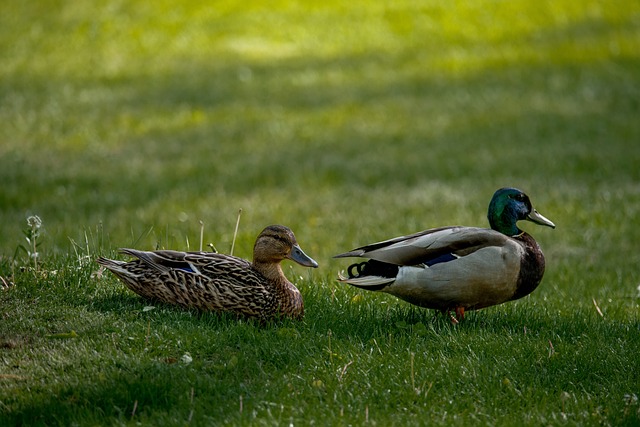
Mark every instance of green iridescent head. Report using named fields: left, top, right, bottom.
left=488, top=188, right=555, bottom=236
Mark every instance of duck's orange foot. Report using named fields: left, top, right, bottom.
left=446, top=307, right=465, bottom=324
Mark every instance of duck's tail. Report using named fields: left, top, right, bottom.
left=337, top=272, right=395, bottom=290
left=96, top=256, right=125, bottom=271
left=337, top=259, right=398, bottom=291
left=95, top=256, right=142, bottom=280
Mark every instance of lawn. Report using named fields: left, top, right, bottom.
left=1, top=0, right=639, bottom=425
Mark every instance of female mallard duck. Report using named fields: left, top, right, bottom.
left=335, top=188, right=555, bottom=322
left=96, top=225, right=318, bottom=320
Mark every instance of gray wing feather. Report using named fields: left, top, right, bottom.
left=335, top=227, right=510, bottom=266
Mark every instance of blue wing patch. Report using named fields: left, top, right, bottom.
left=425, top=253, right=459, bottom=267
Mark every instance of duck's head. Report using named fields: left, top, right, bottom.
left=488, top=188, right=555, bottom=236
left=253, top=225, right=319, bottom=268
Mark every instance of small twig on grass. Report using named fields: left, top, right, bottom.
left=410, top=352, right=415, bottom=392
left=145, top=320, right=151, bottom=346
left=188, top=387, right=195, bottom=424
left=372, top=338, right=382, bottom=356
left=230, top=209, right=242, bottom=256
left=0, top=374, right=27, bottom=380
left=199, top=221, right=204, bottom=252
left=560, top=391, right=571, bottom=414
left=548, top=340, right=555, bottom=358
left=339, top=361, right=353, bottom=382
left=592, top=297, right=604, bottom=318
left=131, top=400, right=138, bottom=420
left=0, top=275, right=12, bottom=290
left=424, top=381, right=433, bottom=399
left=239, top=395, right=243, bottom=413
left=84, top=229, right=90, bottom=258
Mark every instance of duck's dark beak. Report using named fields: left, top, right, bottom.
left=289, top=244, right=319, bottom=268
left=527, top=209, right=556, bottom=229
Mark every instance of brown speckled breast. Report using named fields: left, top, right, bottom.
left=510, top=232, right=546, bottom=301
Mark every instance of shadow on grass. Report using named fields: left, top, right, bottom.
left=2, top=359, right=239, bottom=426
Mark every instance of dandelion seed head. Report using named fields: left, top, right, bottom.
left=27, top=215, right=42, bottom=230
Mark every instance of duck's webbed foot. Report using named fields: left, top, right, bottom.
left=445, top=306, right=465, bottom=324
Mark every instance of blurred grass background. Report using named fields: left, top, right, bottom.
left=1, top=0, right=639, bottom=424
left=2, top=0, right=638, bottom=262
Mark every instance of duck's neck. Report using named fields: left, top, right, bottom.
left=489, top=216, right=520, bottom=237
left=253, top=261, right=304, bottom=318
left=253, top=262, right=288, bottom=285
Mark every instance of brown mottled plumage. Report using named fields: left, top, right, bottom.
left=96, top=225, right=318, bottom=320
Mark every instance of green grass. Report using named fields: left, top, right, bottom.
left=1, top=0, right=639, bottom=425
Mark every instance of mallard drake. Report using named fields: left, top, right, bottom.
left=96, top=225, right=318, bottom=320
left=335, top=188, right=555, bottom=322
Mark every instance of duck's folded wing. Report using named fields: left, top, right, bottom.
left=118, top=249, right=250, bottom=275
left=183, top=252, right=253, bottom=277
left=117, top=249, right=187, bottom=273
left=334, top=227, right=510, bottom=266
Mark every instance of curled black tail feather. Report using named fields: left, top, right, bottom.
left=347, top=262, right=368, bottom=278
left=346, top=259, right=399, bottom=279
